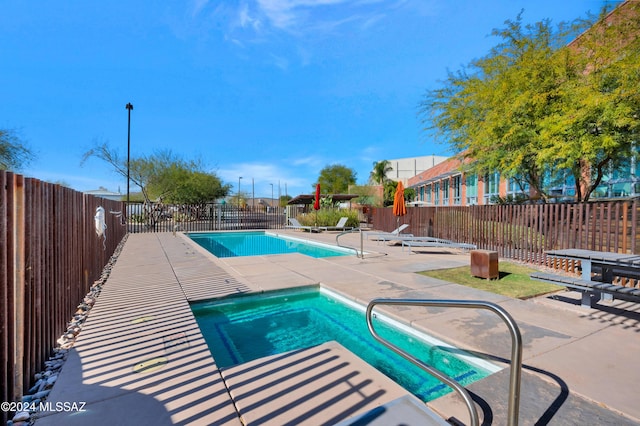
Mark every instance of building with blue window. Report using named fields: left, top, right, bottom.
left=407, top=150, right=639, bottom=206
left=408, top=1, right=639, bottom=205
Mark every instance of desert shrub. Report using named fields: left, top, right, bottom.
left=296, top=208, right=360, bottom=228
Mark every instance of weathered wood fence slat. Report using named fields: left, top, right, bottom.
left=372, top=200, right=639, bottom=266
left=1, top=171, right=126, bottom=423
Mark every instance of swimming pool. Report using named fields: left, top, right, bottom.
left=191, top=287, right=499, bottom=402
left=188, top=231, right=352, bottom=258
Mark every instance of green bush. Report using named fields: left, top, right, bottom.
left=173, top=212, right=191, bottom=222
left=296, top=208, right=360, bottom=228
left=130, top=214, right=147, bottom=224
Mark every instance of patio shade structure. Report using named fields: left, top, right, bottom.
left=393, top=181, right=407, bottom=229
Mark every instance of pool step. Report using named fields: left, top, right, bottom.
left=334, top=395, right=450, bottom=426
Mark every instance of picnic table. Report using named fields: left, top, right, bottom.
left=546, top=249, right=640, bottom=282
left=531, top=249, right=640, bottom=308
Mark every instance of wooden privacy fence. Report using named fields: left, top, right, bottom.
left=372, top=200, right=640, bottom=265
left=1, top=171, right=127, bottom=421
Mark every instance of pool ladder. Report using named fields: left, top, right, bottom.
left=366, top=299, right=523, bottom=426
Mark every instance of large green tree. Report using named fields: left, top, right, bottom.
left=141, top=150, right=230, bottom=204
left=0, top=129, right=35, bottom=171
left=82, top=142, right=230, bottom=204
left=420, top=6, right=639, bottom=202
left=421, top=15, right=580, bottom=201
left=316, top=164, right=357, bottom=194
left=382, top=181, right=415, bottom=207
left=538, top=3, right=640, bottom=201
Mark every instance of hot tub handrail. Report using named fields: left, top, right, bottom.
left=366, top=299, right=522, bottom=426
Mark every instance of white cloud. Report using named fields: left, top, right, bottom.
left=359, top=13, right=384, bottom=30
left=269, top=53, right=289, bottom=70
left=257, top=0, right=348, bottom=30
left=238, top=2, right=263, bottom=31
left=241, top=0, right=390, bottom=35
left=390, top=0, right=440, bottom=17
left=360, top=145, right=382, bottom=161
left=215, top=0, right=395, bottom=70
left=290, top=155, right=323, bottom=168
left=190, top=0, right=210, bottom=18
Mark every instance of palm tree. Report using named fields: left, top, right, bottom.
left=370, top=160, right=392, bottom=185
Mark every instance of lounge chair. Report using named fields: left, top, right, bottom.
left=398, top=236, right=477, bottom=253
left=363, top=224, right=412, bottom=241
left=285, top=218, right=320, bottom=232
left=319, top=217, right=353, bottom=232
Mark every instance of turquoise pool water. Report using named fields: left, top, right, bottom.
left=188, top=231, right=351, bottom=258
left=191, top=287, right=498, bottom=402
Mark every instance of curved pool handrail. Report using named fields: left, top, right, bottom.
left=335, top=228, right=364, bottom=258
left=366, top=299, right=522, bottom=426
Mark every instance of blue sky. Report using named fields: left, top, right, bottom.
left=1, top=0, right=613, bottom=199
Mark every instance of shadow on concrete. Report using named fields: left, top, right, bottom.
left=545, top=293, right=640, bottom=329
left=34, top=338, right=242, bottom=425
left=221, top=342, right=408, bottom=426
left=34, top=281, right=242, bottom=425
left=440, top=351, right=638, bottom=426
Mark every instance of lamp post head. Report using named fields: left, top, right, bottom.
left=126, top=103, right=133, bottom=111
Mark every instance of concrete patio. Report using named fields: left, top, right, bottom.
left=33, top=230, right=640, bottom=425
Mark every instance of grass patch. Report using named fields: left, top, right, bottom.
left=417, top=261, right=563, bottom=299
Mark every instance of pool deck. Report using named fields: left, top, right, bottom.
left=34, top=230, right=640, bottom=425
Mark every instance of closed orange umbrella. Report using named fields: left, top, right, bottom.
left=393, top=181, right=407, bottom=217
left=392, top=181, right=407, bottom=232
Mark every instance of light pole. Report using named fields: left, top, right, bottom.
left=238, top=176, right=243, bottom=229
left=270, top=183, right=274, bottom=209
left=125, top=103, right=133, bottom=204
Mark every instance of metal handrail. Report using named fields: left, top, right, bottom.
left=366, top=299, right=522, bottom=426
left=335, top=228, right=364, bottom=258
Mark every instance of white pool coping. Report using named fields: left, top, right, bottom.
left=192, top=285, right=501, bottom=381
left=320, top=287, right=501, bottom=374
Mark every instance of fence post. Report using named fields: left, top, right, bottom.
left=12, top=174, right=25, bottom=402
left=622, top=201, right=628, bottom=253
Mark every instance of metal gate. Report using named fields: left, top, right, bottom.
left=126, top=202, right=288, bottom=233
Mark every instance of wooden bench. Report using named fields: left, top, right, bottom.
left=530, top=271, right=640, bottom=308
left=590, top=264, right=640, bottom=282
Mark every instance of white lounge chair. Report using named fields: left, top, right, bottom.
left=285, top=218, right=320, bottom=232
left=364, top=224, right=412, bottom=241
left=319, top=217, right=353, bottom=232
left=398, top=236, right=477, bottom=253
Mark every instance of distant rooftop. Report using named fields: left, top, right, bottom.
left=84, top=188, right=122, bottom=201
left=383, top=155, right=448, bottom=183
left=287, top=194, right=359, bottom=205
